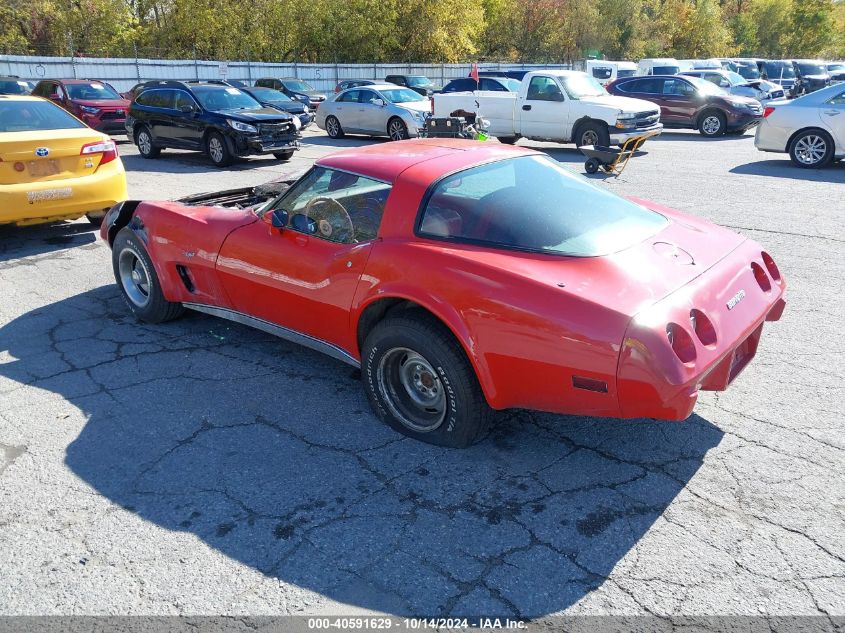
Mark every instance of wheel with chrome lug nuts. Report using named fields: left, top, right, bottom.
left=207, top=131, right=233, bottom=167
left=136, top=127, right=161, bottom=159
left=387, top=117, right=409, bottom=141
left=362, top=313, right=492, bottom=448
left=789, top=130, right=834, bottom=168
left=698, top=111, right=726, bottom=137
left=112, top=228, right=184, bottom=323
left=325, top=116, right=344, bottom=139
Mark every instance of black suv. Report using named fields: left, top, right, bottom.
left=383, top=75, right=441, bottom=96
left=792, top=60, right=831, bottom=96
left=253, top=78, right=326, bottom=109
left=126, top=81, right=300, bottom=167
left=0, top=76, right=35, bottom=95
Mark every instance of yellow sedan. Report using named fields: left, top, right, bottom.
left=0, top=95, right=127, bottom=226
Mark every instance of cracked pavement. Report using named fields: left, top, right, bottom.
left=0, top=129, right=843, bottom=619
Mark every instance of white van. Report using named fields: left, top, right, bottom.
left=585, top=60, right=637, bottom=85
left=637, top=58, right=681, bottom=76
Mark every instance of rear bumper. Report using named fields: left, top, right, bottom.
left=0, top=160, right=127, bottom=225
left=617, top=239, right=786, bottom=420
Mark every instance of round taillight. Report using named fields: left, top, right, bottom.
left=14, top=162, right=25, bottom=172
left=761, top=252, right=781, bottom=282
left=751, top=262, right=771, bottom=292
left=690, top=309, right=717, bottom=347
left=666, top=323, right=697, bottom=364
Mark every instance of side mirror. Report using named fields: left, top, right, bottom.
left=372, top=98, right=385, bottom=107
left=720, top=80, right=730, bottom=88
left=49, top=93, right=61, bottom=101
left=179, top=104, right=195, bottom=113
left=262, top=209, right=288, bottom=232
left=553, top=91, right=565, bottom=102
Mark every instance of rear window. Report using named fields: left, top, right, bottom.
left=653, top=65, right=680, bottom=75
left=417, top=156, right=667, bottom=257
left=0, top=100, right=86, bottom=132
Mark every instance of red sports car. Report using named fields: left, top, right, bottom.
left=100, top=140, right=785, bottom=447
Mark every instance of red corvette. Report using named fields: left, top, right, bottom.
left=100, top=140, right=785, bottom=447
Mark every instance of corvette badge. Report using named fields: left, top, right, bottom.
left=726, top=289, right=746, bottom=310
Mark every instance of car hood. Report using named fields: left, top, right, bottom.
left=581, top=94, right=659, bottom=114
left=220, top=107, right=293, bottom=122
left=269, top=102, right=306, bottom=113
left=72, top=98, right=131, bottom=109
left=295, top=90, right=325, bottom=99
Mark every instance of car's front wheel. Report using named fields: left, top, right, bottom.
left=698, top=111, right=726, bottom=137
left=112, top=228, right=184, bottom=323
left=788, top=129, right=834, bottom=168
left=362, top=313, right=492, bottom=448
left=207, top=131, right=234, bottom=167
left=387, top=117, right=409, bottom=141
left=575, top=121, right=609, bottom=147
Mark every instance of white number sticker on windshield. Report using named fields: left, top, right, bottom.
left=225, top=88, right=241, bottom=95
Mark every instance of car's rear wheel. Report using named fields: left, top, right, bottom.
left=575, top=121, right=609, bottom=147
left=136, top=127, right=161, bottom=159
left=362, top=312, right=492, bottom=448
left=387, top=117, right=409, bottom=141
left=325, top=116, right=344, bottom=139
left=273, top=150, right=296, bottom=161
left=789, top=130, right=834, bottom=168
left=207, top=132, right=234, bottom=167
left=698, top=111, right=726, bottom=137
left=112, top=228, right=184, bottom=323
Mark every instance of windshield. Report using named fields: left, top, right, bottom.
left=380, top=88, right=426, bottom=103
left=66, top=82, right=122, bottom=100
left=735, top=64, right=760, bottom=79
left=686, top=76, right=727, bottom=95
left=282, top=80, right=314, bottom=92
left=654, top=65, right=680, bottom=75
left=192, top=86, right=262, bottom=111
left=0, top=79, right=30, bottom=94
left=0, top=100, right=86, bottom=132
left=563, top=74, right=606, bottom=98
left=797, top=63, right=826, bottom=75
left=725, top=71, right=747, bottom=85
left=418, top=155, right=667, bottom=257
left=828, top=63, right=845, bottom=71
left=764, top=62, right=795, bottom=79
left=406, top=76, right=434, bottom=88
left=249, top=87, right=293, bottom=103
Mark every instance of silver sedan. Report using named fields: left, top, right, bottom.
left=315, top=84, right=431, bottom=141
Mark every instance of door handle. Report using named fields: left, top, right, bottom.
left=522, top=105, right=531, bottom=111
left=824, top=110, right=841, bottom=116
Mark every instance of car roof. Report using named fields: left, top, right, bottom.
left=316, top=139, right=540, bottom=184
left=0, top=95, right=41, bottom=102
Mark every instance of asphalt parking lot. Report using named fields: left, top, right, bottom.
left=1, top=127, right=843, bottom=620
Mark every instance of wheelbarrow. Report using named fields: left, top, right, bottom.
left=580, top=130, right=660, bottom=176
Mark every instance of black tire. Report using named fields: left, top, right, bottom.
left=112, top=228, right=184, bottom=323
left=788, top=129, right=834, bottom=168
left=498, top=136, right=519, bottom=145
left=698, top=110, right=727, bottom=137
left=85, top=212, right=105, bottom=226
left=387, top=117, right=409, bottom=141
left=584, top=158, right=600, bottom=174
left=575, top=121, right=610, bottom=147
left=325, top=115, right=344, bottom=139
left=136, top=127, right=161, bottom=159
left=206, top=131, right=234, bottom=167
left=362, top=313, right=492, bottom=448
left=273, top=150, right=296, bottom=161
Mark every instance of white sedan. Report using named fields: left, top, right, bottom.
left=755, top=83, right=845, bottom=168
left=315, top=84, right=430, bottom=141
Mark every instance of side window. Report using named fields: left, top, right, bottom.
left=663, top=79, right=693, bottom=96
left=175, top=91, right=196, bottom=110
left=827, top=90, right=845, bottom=105
left=135, top=90, right=153, bottom=106
left=357, top=89, right=380, bottom=104
left=480, top=78, right=504, bottom=91
left=32, top=82, right=48, bottom=97
left=703, top=73, right=721, bottom=85
left=446, top=79, right=472, bottom=92
left=337, top=90, right=360, bottom=103
left=526, top=76, right=563, bottom=101
left=271, top=167, right=392, bottom=244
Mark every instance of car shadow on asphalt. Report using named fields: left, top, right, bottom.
left=302, top=135, right=388, bottom=148
left=731, top=159, right=845, bottom=183
left=120, top=152, right=295, bottom=174
left=0, top=286, right=724, bottom=618
left=0, top=222, right=97, bottom=263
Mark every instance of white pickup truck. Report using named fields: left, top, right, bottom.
left=432, top=70, right=663, bottom=147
